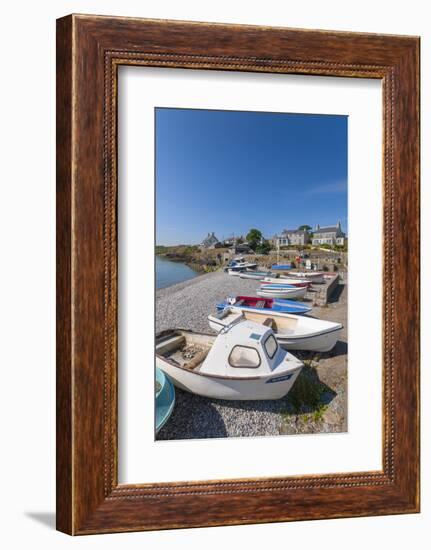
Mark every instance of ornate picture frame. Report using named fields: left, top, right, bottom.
left=56, top=14, right=420, bottom=534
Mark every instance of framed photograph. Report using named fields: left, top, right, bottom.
left=56, top=14, right=420, bottom=534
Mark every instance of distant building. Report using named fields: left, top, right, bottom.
left=200, top=232, right=219, bottom=249
left=312, top=221, right=345, bottom=246
left=223, top=235, right=246, bottom=247
left=274, top=228, right=311, bottom=247
left=234, top=244, right=253, bottom=254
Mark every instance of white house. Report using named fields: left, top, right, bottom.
left=312, top=221, right=345, bottom=246
left=273, top=228, right=311, bottom=247
left=200, top=232, right=219, bottom=249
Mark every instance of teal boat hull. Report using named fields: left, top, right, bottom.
left=156, top=367, right=175, bottom=433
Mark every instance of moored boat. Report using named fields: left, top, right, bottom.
left=258, top=284, right=307, bottom=300
left=224, top=257, right=257, bottom=272
left=261, top=277, right=310, bottom=287
left=285, top=271, right=325, bottom=283
left=208, top=307, right=342, bottom=352
left=271, top=263, right=292, bottom=270
left=155, top=367, right=176, bottom=433
left=156, top=321, right=303, bottom=400
left=216, top=295, right=312, bottom=315
left=239, top=270, right=273, bottom=280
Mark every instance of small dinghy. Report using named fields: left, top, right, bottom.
left=216, top=295, right=312, bottom=315
left=285, top=271, right=325, bottom=284
left=239, top=270, right=273, bottom=280
left=261, top=277, right=310, bottom=287
left=155, top=367, right=175, bottom=433
left=258, top=284, right=307, bottom=300
left=156, top=321, right=303, bottom=400
left=209, top=307, right=343, bottom=352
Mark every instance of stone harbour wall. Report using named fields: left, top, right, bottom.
left=311, top=273, right=340, bottom=306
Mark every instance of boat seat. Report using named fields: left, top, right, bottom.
left=156, top=334, right=186, bottom=355
left=255, top=300, right=266, bottom=309
left=185, top=349, right=209, bottom=370
left=262, top=317, right=275, bottom=328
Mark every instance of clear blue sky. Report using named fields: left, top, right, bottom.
left=155, top=108, right=347, bottom=245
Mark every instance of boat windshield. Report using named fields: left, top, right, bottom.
left=264, top=334, right=278, bottom=359
left=228, top=346, right=261, bottom=368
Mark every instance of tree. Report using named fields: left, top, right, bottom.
left=255, top=239, right=272, bottom=255
left=246, top=228, right=263, bottom=251
left=298, top=224, right=312, bottom=231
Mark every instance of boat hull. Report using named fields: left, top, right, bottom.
left=155, top=368, right=176, bottom=433
left=275, top=328, right=341, bottom=352
left=257, top=287, right=307, bottom=300
left=216, top=296, right=312, bottom=315
left=157, top=357, right=302, bottom=400
left=271, top=264, right=292, bottom=270
left=261, top=277, right=309, bottom=287
left=286, top=272, right=324, bottom=283
left=209, top=309, right=342, bottom=352
left=239, top=271, right=272, bottom=280
left=216, top=303, right=312, bottom=315
left=225, top=261, right=258, bottom=272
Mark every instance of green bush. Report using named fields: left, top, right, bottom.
left=255, top=240, right=272, bottom=255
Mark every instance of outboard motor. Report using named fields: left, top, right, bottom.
left=227, top=296, right=237, bottom=306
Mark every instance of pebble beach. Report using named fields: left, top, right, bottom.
left=156, top=270, right=348, bottom=440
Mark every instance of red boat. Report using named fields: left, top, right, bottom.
left=216, top=295, right=312, bottom=315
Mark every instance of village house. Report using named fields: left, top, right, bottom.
left=312, top=221, right=346, bottom=246
left=221, top=235, right=247, bottom=247
left=273, top=228, right=311, bottom=247
left=200, top=231, right=219, bottom=249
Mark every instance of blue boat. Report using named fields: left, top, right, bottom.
left=155, top=367, right=175, bottom=433
left=216, top=295, right=312, bottom=315
left=271, top=263, right=292, bottom=270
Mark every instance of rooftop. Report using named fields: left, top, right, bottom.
left=201, top=232, right=219, bottom=247
left=314, top=226, right=339, bottom=233
left=281, top=228, right=309, bottom=235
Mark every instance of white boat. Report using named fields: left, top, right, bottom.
left=225, top=257, right=258, bottom=272
left=261, top=277, right=309, bottom=287
left=239, top=270, right=272, bottom=280
left=208, top=307, right=343, bottom=352
left=257, top=284, right=307, bottom=300
left=156, top=321, right=303, bottom=400
left=227, top=268, right=242, bottom=276
left=285, top=271, right=325, bottom=284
